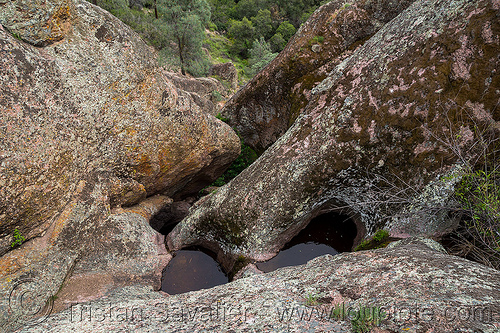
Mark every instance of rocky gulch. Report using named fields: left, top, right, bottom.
left=169, top=0, right=500, bottom=266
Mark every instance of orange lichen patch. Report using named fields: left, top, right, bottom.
left=122, top=207, right=150, bottom=219
left=0, top=254, right=22, bottom=276
left=135, top=153, right=155, bottom=176
left=158, top=148, right=175, bottom=174
left=44, top=3, right=73, bottom=44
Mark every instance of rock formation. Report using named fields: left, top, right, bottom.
left=169, top=0, right=500, bottom=268
left=209, top=62, right=238, bottom=90
left=221, top=0, right=417, bottom=154
left=17, top=238, right=500, bottom=332
left=0, top=0, right=239, bottom=330
left=163, top=71, right=230, bottom=116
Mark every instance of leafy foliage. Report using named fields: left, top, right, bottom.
left=450, top=163, right=500, bottom=267
left=92, top=0, right=325, bottom=80
left=228, top=17, right=256, bottom=58
left=11, top=228, right=25, bottom=248
left=157, top=0, right=211, bottom=75
left=304, top=292, right=320, bottom=306
left=211, top=131, right=258, bottom=187
left=354, top=229, right=390, bottom=251
left=248, top=37, right=278, bottom=74
left=350, top=306, right=385, bottom=333
left=276, top=21, right=296, bottom=42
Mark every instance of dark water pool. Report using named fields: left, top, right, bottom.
left=161, top=212, right=357, bottom=293
left=161, top=247, right=227, bottom=295
left=256, top=212, right=357, bottom=273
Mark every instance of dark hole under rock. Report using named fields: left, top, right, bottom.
left=160, top=212, right=357, bottom=294
left=255, top=212, right=357, bottom=273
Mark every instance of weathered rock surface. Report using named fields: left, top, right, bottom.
left=0, top=0, right=239, bottom=330
left=148, top=199, right=193, bottom=233
left=163, top=71, right=230, bottom=116
left=0, top=0, right=75, bottom=46
left=16, top=238, right=500, bottom=332
left=0, top=0, right=239, bottom=253
left=169, top=0, right=500, bottom=267
left=222, top=0, right=417, bottom=154
left=209, top=62, right=238, bottom=90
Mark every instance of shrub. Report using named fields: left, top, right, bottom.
left=210, top=134, right=258, bottom=187
left=350, top=306, right=384, bottom=333
left=248, top=37, right=277, bottom=75
left=448, top=154, right=500, bottom=268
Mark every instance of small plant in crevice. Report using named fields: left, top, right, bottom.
left=211, top=90, right=224, bottom=102
left=309, top=35, right=324, bottom=46
left=329, top=303, right=385, bottom=332
left=445, top=163, right=500, bottom=269
left=350, top=306, right=385, bottom=333
left=11, top=228, right=25, bottom=248
left=11, top=32, right=23, bottom=41
left=430, top=119, right=500, bottom=269
left=304, top=292, right=320, bottom=306
left=354, top=229, right=390, bottom=251
left=215, top=112, right=229, bottom=123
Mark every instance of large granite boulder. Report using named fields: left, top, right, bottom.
left=0, top=0, right=239, bottom=330
left=168, top=0, right=500, bottom=268
left=163, top=71, right=230, bottom=116
left=222, top=0, right=417, bottom=154
left=0, top=0, right=240, bottom=254
left=15, top=238, right=500, bottom=332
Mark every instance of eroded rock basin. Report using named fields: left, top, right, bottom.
left=256, top=212, right=357, bottom=272
left=162, top=212, right=357, bottom=293
left=161, top=247, right=227, bottom=295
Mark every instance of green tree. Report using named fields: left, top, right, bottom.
left=228, top=17, right=255, bottom=57
left=251, top=9, right=274, bottom=40
left=276, top=20, right=296, bottom=41
left=232, top=0, right=269, bottom=20
left=158, top=0, right=211, bottom=75
left=208, top=0, right=236, bottom=31
left=269, top=32, right=286, bottom=52
left=248, top=37, right=277, bottom=74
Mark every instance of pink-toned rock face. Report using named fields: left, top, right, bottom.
left=162, top=71, right=230, bottom=116
left=16, top=238, right=500, bottom=332
left=0, top=2, right=239, bottom=328
left=209, top=62, right=238, bottom=90
left=222, top=0, right=417, bottom=154
left=0, top=1, right=239, bottom=255
left=169, top=0, right=500, bottom=267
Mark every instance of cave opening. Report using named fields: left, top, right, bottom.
left=256, top=212, right=358, bottom=273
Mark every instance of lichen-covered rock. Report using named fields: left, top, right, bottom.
left=168, top=0, right=500, bottom=266
left=0, top=0, right=239, bottom=254
left=0, top=0, right=75, bottom=46
left=0, top=0, right=239, bottom=330
left=163, top=71, right=230, bottom=116
left=209, top=62, right=238, bottom=90
left=17, top=238, right=500, bottom=332
left=221, top=0, right=417, bottom=154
